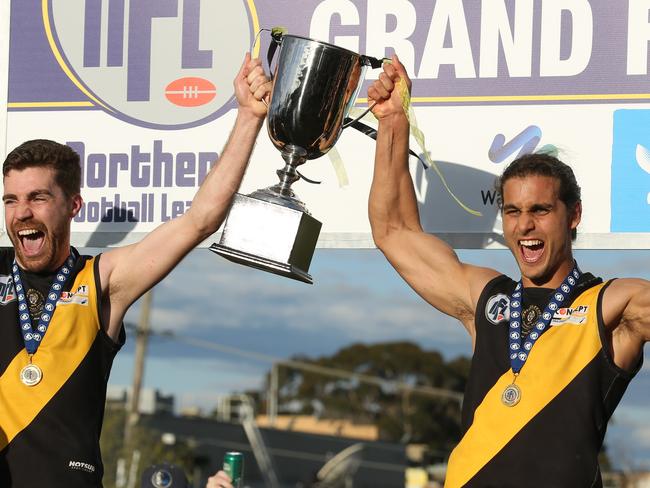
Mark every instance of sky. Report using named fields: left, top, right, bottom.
left=100, top=246, right=650, bottom=471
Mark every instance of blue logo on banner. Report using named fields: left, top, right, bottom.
left=45, top=0, right=257, bottom=129
left=611, top=110, right=650, bottom=231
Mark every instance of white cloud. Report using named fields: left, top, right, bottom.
left=123, top=251, right=470, bottom=355
left=633, top=427, right=650, bottom=448
left=110, top=354, right=267, bottom=412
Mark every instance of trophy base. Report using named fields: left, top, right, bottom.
left=209, top=244, right=314, bottom=284
left=210, top=193, right=322, bottom=284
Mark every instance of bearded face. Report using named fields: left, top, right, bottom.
left=3, top=167, right=81, bottom=272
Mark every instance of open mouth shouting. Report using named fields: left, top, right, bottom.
left=519, top=239, right=544, bottom=264
left=15, top=227, right=47, bottom=259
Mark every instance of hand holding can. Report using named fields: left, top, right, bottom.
left=222, top=452, right=243, bottom=487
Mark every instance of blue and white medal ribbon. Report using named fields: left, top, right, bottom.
left=12, top=254, right=75, bottom=386
left=502, top=263, right=581, bottom=407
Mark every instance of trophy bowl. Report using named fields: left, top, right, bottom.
left=210, top=33, right=381, bottom=283
left=267, top=35, right=369, bottom=160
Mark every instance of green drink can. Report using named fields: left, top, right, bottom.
left=223, top=451, right=244, bottom=487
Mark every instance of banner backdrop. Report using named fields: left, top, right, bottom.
left=2, top=0, right=650, bottom=249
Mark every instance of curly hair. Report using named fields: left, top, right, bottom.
left=3, top=139, right=81, bottom=198
left=496, top=152, right=581, bottom=239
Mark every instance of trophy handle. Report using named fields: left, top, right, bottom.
left=252, top=28, right=287, bottom=109
left=342, top=101, right=377, bottom=128
left=341, top=55, right=387, bottom=128
left=266, top=28, right=285, bottom=79
left=360, top=55, right=387, bottom=69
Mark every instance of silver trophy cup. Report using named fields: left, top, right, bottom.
left=210, top=34, right=381, bottom=283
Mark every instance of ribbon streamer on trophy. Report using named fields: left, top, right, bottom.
left=342, top=78, right=482, bottom=217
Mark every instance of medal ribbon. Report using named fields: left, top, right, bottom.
left=508, top=263, right=581, bottom=374
left=12, top=254, right=75, bottom=355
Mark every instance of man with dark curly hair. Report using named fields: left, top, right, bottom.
left=367, top=56, right=649, bottom=487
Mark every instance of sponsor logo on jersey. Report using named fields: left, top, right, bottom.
left=68, top=460, right=96, bottom=473
left=550, top=305, right=589, bottom=326
left=0, top=275, right=16, bottom=305
left=58, top=284, right=89, bottom=306
left=486, top=293, right=510, bottom=324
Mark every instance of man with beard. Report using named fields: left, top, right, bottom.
left=0, top=53, right=270, bottom=488
left=367, top=56, right=650, bottom=487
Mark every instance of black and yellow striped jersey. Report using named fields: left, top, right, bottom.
left=445, top=273, right=641, bottom=488
left=0, top=249, right=124, bottom=487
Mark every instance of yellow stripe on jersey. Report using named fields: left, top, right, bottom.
left=0, top=258, right=99, bottom=450
left=445, top=283, right=605, bottom=488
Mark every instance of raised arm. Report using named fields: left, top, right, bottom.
left=99, top=54, right=271, bottom=340
left=368, top=56, right=499, bottom=335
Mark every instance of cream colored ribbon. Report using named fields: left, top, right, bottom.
left=330, top=78, right=481, bottom=216
left=395, top=77, right=481, bottom=216
left=327, top=146, right=350, bottom=187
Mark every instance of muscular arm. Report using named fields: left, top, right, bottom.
left=603, top=277, right=650, bottom=370
left=99, top=54, right=271, bottom=340
left=368, top=56, right=499, bottom=336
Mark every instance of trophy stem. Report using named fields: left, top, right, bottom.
left=247, top=145, right=311, bottom=213
left=274, top=145, right=308, bottom=196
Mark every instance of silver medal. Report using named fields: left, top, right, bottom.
left=501, top=383, right=521, bottom=407
left=20, top=363, right=43, bottom=386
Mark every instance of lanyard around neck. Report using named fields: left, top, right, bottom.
left=508, top=263, right=582, bottom=375
left=12, top=254, right=75, bottom=355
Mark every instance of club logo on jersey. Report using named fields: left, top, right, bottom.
left=45, top=0, right=258, bottom=129
left=58, top=284, right=89, bottom=306
left=486, top=293, right=510, bottom=324
left=0, top=275, right=16, bottom=305
left=551, top=305, right=589, bottom=326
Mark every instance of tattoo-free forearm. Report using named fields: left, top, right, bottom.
left=188, top=110, right=264, bottom=239
left=369, top=114, right=421, bottom=243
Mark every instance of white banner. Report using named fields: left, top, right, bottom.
left=3, top=0, right=650, bottom=249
